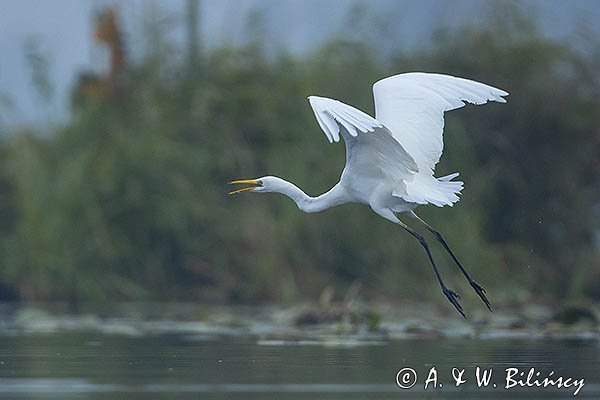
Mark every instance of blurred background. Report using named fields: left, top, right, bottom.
left=0, top=0, right=598, bottom=310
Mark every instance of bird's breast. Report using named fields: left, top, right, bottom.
left=340, top=170, right=385, bottom=205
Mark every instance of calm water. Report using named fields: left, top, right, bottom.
left=0, top=333, right=597, bottom=399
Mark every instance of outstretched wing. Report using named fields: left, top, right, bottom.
left=308, top=96, right=418, bottom=183
left=373, top=72, right=508, bottom=173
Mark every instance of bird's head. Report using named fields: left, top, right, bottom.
left=228, top=176, right=286, bottom=195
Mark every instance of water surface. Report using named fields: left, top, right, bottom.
left=0, top=333, right=597, bottom=399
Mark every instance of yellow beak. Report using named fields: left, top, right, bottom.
left=228, top=179, right=262, bottom=195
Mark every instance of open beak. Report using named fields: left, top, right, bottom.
left=228, top=179, right=262, bottom=195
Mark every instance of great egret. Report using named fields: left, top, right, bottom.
left=229, top=72, right=508, bottom=317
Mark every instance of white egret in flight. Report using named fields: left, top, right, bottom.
left=229, top=72, right=508, bottom=317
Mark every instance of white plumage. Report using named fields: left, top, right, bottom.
left=373, top=72, right=508, bottom=172
left=305, top=73, right=507, bottom=217
left=230, top=72, right=508, bottom=317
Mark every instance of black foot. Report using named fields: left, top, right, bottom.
left=470, top=280, right=493, bottom=311
left=443, top=287, right=466, bottom=318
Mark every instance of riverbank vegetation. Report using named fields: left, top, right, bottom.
left=0, top=3, right=597, bottom=307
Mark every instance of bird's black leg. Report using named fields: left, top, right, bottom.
left=398, top=220, right=466, bottom=318
left=411, top=212, right=492, bottom=311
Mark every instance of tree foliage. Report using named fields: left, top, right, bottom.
left=0, top=4, right=598, bottom=305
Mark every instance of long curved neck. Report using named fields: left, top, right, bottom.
left=275, top=180, right=348, bottom=213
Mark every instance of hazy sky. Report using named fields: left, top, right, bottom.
left=1, top=0, right=598, bottom=127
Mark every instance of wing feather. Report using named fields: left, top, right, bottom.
left=308, top=96, right=380, bottom=142
left=373, top=72, right=508, bottom=172
left=308, top=96, right=419, bottom=179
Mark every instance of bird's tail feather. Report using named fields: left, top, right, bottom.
left=432, top=173, right=463, bottom=206
left=438, top=172, right=460, bottom=182
left=395, top=172, right=464, bottom=207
